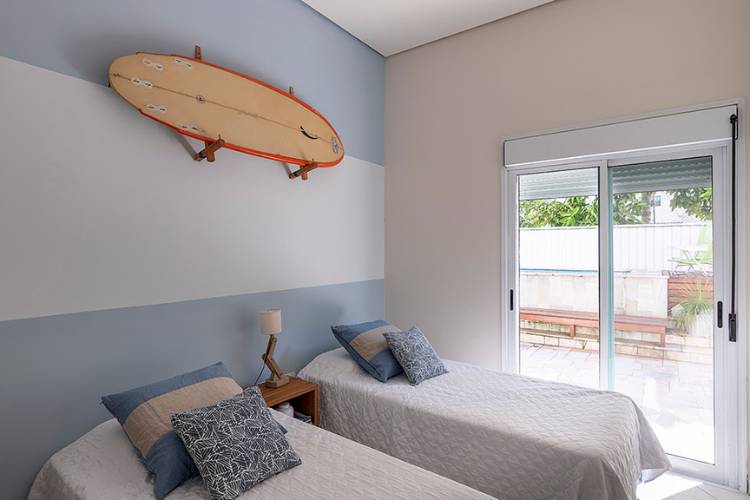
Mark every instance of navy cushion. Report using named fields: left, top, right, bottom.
left=384, top=326, right=448, bottom=385
left=102, top=363, right=243, bottom=500
left=172, top=387, right=301, bottom=500
left=332, top=320, right=402, bottom=382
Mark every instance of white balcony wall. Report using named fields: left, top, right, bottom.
left=520, top=272, right=668, bottom=318
left=520, top=223, right=709, bottom=274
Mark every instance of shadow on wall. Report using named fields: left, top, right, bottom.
left=167, top=132, right=295, bottom=179
left=231, top=290, right=347, bottom=377
left=63, top=32, right=177, bottom=86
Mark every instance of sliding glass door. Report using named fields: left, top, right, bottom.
left=504, top=147, right=737, bottom=485
left=517, top=167, right=600, bottom=388
left=609, top=155, right=718, bottom=465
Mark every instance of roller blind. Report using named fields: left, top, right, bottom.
left=518, top=156, right=712, bottom=200
left=611, top=156, right=712, bottom=194
left=519, top=168, right=598, bottom=200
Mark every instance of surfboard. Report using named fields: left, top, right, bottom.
left=108, top=52, right=344, bottom=167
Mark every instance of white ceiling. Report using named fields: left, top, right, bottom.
left=302, top=0, right=554, bottom=56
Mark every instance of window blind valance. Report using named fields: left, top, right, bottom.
left=504, top=105, right=737, bottom=169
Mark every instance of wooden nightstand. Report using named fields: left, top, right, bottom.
left=258, top=376, right=319, bottom=426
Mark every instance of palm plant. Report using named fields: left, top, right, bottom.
left=670, top=226, right=713, bottom=333
left=672, top=280, right=712, bottom=331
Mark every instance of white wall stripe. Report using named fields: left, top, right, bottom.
left=0, top=56, right=384, bottom=322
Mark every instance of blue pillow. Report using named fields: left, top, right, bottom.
left=332, top=320, right=402, bottom=382
left=102, top=363, right=243, bottom=500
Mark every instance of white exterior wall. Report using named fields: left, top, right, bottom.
left=520, top=272, right=668, bottom=318
left=520, top=224, right=710, bottom=273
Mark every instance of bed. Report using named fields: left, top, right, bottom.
left=28, top=410, right=492, bottom=500
left=297, top=348, right=671, bottom=500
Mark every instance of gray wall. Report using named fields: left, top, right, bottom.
left=385, top=0, right=750, bottom=369
left=0, top=0, right=385, bottom=498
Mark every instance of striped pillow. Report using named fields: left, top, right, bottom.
left=332, top=320, right=402, bottom=382
left=102, top=363, right=242, bottom=500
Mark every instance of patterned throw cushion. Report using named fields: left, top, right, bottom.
left=332, top=320, right=403, bottom=382
left=101, top=363, right=243, bottom=500
left=172, top=386, right=302, bottom=500
left=383, top=326, right=448, bottom=385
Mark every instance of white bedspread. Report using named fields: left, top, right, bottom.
left=28, top=410, right=492, bottom=500
left=298, top=348, right=671, bottom=500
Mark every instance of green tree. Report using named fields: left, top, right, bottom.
left=612, top=193, right=650, bottom=225
left=520, top=194, right=650, bottom=228
left=519, top=188, right=712, bottom=228
left=668, top=187, right=712, bottom=220
left=520, top=196, right=598, bottom=228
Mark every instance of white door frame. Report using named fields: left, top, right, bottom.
left=607, top=145, right=734, bottom=485
left=500, top=159, right=604, bottom=373
left=499, top=100, right=747, bottom=490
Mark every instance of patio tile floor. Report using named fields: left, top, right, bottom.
left=521, top=343, right=714, bottom=464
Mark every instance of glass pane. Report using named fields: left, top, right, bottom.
left=610, top=156, right=714, bottom=464
left=518, top=167, right=599, bottom=388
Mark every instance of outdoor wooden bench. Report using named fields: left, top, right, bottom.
left=519, top=307, right=670, bottom=347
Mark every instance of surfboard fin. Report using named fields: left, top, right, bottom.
left=289, top=161, right=318, bottom=181
left=299, top=126, right=319, bottom=140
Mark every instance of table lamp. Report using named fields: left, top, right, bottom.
left=260, top=308, right=289, bottom=388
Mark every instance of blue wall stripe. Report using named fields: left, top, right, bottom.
left=0, top=2, right=384, bottom=497
left=0, top=0, right=384, bottom=165
left=0, top=279, right=383, bottom=499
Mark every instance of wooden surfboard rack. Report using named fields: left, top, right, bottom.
left=194, top=137, right=225, bottom=162
left=289, top=161, right=318, bottom=181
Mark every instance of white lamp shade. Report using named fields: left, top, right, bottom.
left=260, top=308, right=282, bottom=336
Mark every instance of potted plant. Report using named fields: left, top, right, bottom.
left=670, top=227, right=713, bottom=337
left=671, top=280, right=713, bottom=337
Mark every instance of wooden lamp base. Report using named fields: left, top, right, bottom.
left=264, top=372, right=290, bottom=388
left=262, top=334, right=289, bottom=388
